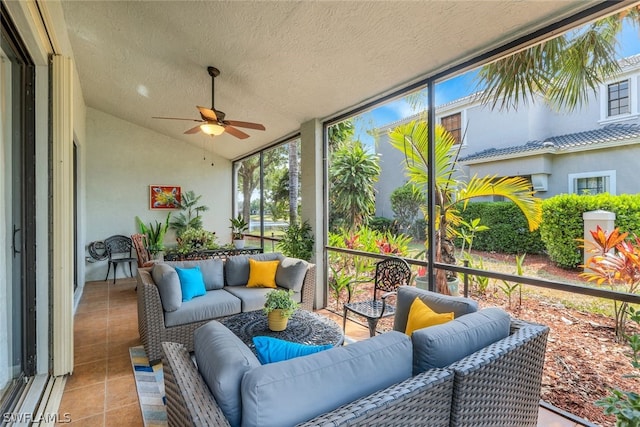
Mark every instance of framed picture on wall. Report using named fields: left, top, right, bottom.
left=149, top=185, right=181, bottom=209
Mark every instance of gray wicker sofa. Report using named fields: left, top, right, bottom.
left=161, top=286, right=550, bottom=427
left=137, top=252, right=316, bottom=361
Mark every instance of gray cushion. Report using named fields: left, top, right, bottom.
left=151, top=263, right=181, bottom=312
left=275, top=257, right=308, bottom=292
left=241, top=331, right=412, bottom=427
left=223, top=286, right=274, bottom=312
left=194, top=321, right=261, bottom=427
left=166, top=258, right=224, bottom=290
left=412, top=307, right=511, bottom=374
left=225, top=253, right=284, bottom=286
left=394, top=286, right=478, bottom=333
left=164, top=290, right=242, bottom=327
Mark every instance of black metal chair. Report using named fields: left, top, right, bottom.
left=342, top=257, right=412, bottom=337
left=104, top=235, right=137, bottom=284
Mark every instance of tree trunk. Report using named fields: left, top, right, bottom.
left=288, top=141, right=298, bottom=223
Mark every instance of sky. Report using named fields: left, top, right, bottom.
left=352, top=18, right=640, bottom=150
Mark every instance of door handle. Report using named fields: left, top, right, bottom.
left=12, top=225, right=21, bottom=257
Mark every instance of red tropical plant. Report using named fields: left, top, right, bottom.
left=581, top=226, right=640, bottom=340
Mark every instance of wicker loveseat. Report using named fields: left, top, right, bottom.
left=162, top=286, right=550, bottom=427
left=137, top=252, right=316, bottom=361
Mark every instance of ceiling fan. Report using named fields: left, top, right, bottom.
left=153, top=66, right=265, bottom=139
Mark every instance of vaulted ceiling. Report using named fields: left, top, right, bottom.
left=60, top=1, right=620, bottom=160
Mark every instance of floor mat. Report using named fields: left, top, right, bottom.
left=129, top=346, right=167, bottom=426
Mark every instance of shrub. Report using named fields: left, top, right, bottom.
left=458, top=202, right=545, bottom=254
left=368, top=216, right=396, bottom=234
left=541, top=194, right=640, bottom=269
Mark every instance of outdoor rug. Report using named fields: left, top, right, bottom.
left=129, top=346, right=167, bottom=426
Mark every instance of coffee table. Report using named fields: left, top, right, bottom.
left=220, top=310, right=344, bottom=355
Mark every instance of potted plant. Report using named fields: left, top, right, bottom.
left=263, top=289, right=299, bottom=331
left=136, top=213, right=171, bottom=260
left=229, top=214, right=249, bottom=249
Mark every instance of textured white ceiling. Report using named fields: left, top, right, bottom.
left=60, top=1, right=610, bottom=160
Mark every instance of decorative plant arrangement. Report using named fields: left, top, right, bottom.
left=175, top=227, right=219, bottom=254
left=229, top=214, right=249, bottom=248
left=277, top=220, right=314, bottom=261
left=136, top=213, right=171, bottom=256
left=170, top=190, right=209, bottom=237
left=263, top=289, right=299, bottom=331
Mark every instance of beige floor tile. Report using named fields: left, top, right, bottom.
left=107, top=354, right=134, bottom=380
left=64, top=413, right=105, bottom=427
left=74, top=342, right=108, bottom=365
left=58, top=382, right=105, bottom=421
left=105, top=376, right=138, bottom=409
left=76, top=299, right=109, bottom=314
left=65, top=361, right=107, bottom=391
left=74, top=327, right=107, bottom=348
left=104, top=403, right=142, bottom=427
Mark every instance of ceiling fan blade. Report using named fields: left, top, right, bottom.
left=153, top=116, right=202, bottom=122
left=184, top=125, right=203, bottom=135
left=225, top=120, right=266, bottom=131
left=197, top=106, right=218, bottom=122
left=224, top=125, right=250, bottom=139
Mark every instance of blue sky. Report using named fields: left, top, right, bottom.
left=353, top=18, right=640, bottom=149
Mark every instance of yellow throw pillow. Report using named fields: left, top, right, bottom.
left=246, top=259, right=280, bottom=288
left=405, top=297, right=454, bottom=335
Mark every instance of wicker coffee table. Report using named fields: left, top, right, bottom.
left=220, top=310, right=344, bottom=355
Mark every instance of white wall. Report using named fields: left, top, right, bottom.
left=84, top=108, right=232, bottom=281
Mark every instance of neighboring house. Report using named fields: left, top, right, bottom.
left=374, top=54, right=640, bottom=219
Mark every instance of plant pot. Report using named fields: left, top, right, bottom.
left=267, top=309, right=290, bottom=331
left=415, top=276, right=429, bottom=290
left=415, top=276, right=459, bottom=296
left=233, top=239, right=245, bottom=249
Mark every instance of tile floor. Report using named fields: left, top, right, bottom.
left=58, top=277, right=584, bottom=426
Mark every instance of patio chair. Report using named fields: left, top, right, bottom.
left=104, top=234, right=136, bottom=284
left=342, top=257, right=412, bottom=337
left=131, top=233, right=155, bottom=268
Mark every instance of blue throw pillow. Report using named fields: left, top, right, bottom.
left=175, top=266, right=206, bottom=301
left=252, top=336, right=332, bottom=364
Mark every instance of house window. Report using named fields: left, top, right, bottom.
left=568, top=170, right=616, bottom=195
left=608, top=80, right=629, bottom=117
left=441, top=113, right=462, bottom=144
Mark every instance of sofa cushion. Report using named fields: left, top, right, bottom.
left=223, top=286, right=292, bottom=312
left=166, top=258, right=224, bottom=290
left=412, top=307, right=511, bottom=374
left=225, top=253, right=284, bottom=286
left=241, top=331, right=412, bottom=427
left=405, top=297, right=454, bottom=335
left=164, top=290, right=242, bottom=327
left=151, top=263, right=182, bottom=312
left=194, top=321, right=261, bottom=427
left=275, top=257, right=308, bottom=292
left=252, top=336, right=332, bottom=364
left=246, top=259, right=279, bottom=288
left=175, top=266, right=207, bottom=301
left=394, top=286, right=478, bottom=333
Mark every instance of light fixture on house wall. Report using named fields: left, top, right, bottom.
left=200, top=123, right=225, bottom=135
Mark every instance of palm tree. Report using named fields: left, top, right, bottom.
left=389, top=120, right=542, bottom=294
left=476, top=7, right=640, bottom=112
left=329, top=140, right=380, bottom=231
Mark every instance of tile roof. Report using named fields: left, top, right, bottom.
left=459, top=123, right=640, bottom=162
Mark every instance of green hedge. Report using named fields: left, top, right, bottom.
left=540, top=193, right=640, bottom=269
left=458, top=202, right=545, bottom=255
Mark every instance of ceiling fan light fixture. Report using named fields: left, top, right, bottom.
left=200, top=123, right=225, bottom=136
